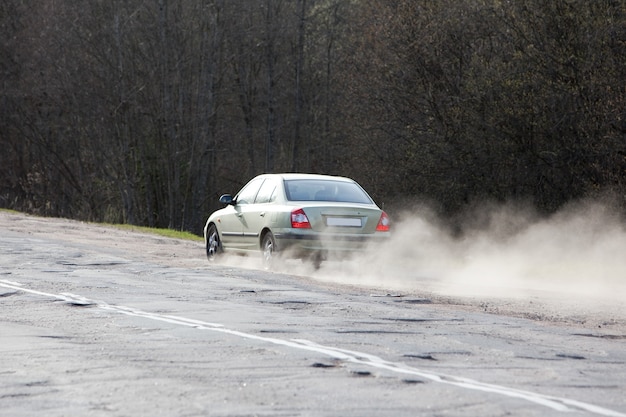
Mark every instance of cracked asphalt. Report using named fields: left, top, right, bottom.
left=1, top=212, right=625, bottom=416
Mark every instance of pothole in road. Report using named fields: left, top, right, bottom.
left=258, top=329, right=299, bottom=334
left=422, top=350, right=473, bottom=357
left=381, top=317, right=464, bottom=323
left=37, top=335, right=73, bottom=340
left=350, top=370, right=373, bottom=377
left=402, top=378, right=426, bottom=384
left=259, top=300, right=316, bottom=310
left=57, top=258, right=129, bottom=267
left=369, top=294, right=432, bottom=304
left=403, top=353, right=438, bottom=361
left=59, top=300, right=97, bottom=308
left=311, top=363, right=374, bottom=378
left=311, top=361, right=340, bottom=369
left=267, top=300, right=313, bottom=305
left=335, top=329, right=420, bottom=335
left=555, top=353, right=586, bottom=360
left=573, top=333, right=626, bottom=340
left=395, top=298, right=432, bottom=304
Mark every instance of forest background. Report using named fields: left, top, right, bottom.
left=1, top=0, right=625, bottom=235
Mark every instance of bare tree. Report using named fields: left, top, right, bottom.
left=3, top=0, right=625, bottom=230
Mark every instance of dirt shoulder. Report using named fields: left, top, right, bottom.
left=0, top=211, right=206, bottom=268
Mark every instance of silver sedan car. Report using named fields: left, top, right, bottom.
left=203, top=173, right=390, bottom=268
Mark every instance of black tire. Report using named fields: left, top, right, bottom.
left=206, top=224, right=223, bottom=262
left=311, top=252, right=324, bottom=270
left=261, top=231, right=278, bottom=270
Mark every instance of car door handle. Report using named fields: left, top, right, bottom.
left=260, top=212, right=266, bottom=217
left=236, top=213, right=243, bottom=218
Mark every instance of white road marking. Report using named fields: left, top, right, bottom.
left=2, top=279, right=625, bottom=417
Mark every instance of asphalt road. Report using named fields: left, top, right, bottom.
left=1, top=212, right=625, bottom=416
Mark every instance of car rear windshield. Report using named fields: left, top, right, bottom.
left=284, top=179, right=373, bottom=204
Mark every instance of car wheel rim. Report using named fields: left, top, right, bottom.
left=207, top=230, right=220, bottom=259
left=263, top=240, right=273, bottom=260
left=263, top=236, right=274, bottom=268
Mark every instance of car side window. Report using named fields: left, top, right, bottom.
left=255, top=179, right=277, bottom=204
left=235, top=178, right=264, bottom=205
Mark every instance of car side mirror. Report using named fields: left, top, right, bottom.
left=219, top=194, right=234, bottom=205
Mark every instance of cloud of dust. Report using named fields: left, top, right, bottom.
left=310, top=199, right=626, bottom=306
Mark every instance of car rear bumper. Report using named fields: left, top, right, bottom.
left=274, top=230, right=389, bottom=253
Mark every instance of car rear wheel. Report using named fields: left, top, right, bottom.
left=206, top=224, right=223, bottom=262
left=311, top=252, right=324, bottom=270
left=261, top=231, right=277, bottom=270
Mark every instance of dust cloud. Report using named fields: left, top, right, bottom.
left=216, top=198, right=626, bottom=319
left=312, top=199, right=626, bottom=308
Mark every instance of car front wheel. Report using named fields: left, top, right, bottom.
left=206, top=224, right=223, bottom=262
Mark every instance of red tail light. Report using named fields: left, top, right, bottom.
left=291, top=208, right=311, bottom=228
left=376, top=211, right=390, bottom=232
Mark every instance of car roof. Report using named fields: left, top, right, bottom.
left=261, top=173, right=355, bottom=182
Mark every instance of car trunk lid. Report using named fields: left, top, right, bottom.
left=301, top=204, right=382, bottom=234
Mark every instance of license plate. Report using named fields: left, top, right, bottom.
left=326, top=217, right=362, bottom=227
